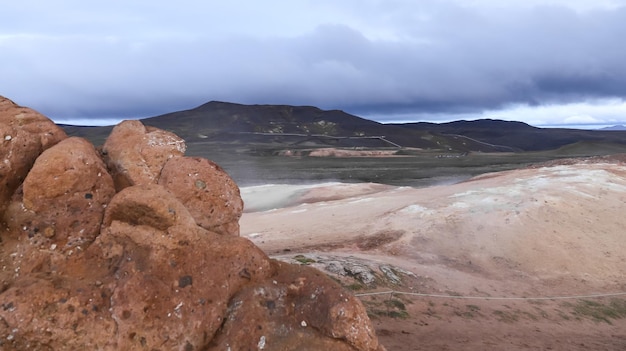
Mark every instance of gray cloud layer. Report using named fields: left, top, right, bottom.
left=1, top=1, right=626, bottom=124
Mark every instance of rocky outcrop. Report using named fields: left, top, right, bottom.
left=18, top=137, right=114, bottom=249
left=91, top=184, right=273, bottom=350
left=0, top=96, right=384, bottom=350
left=159, top=157, right=243, bottom=235
left=101, top=120, right=186, bottom=191
left=0, top=97, right=67, bottom=216
left=208, top=261, right=380, bottom=351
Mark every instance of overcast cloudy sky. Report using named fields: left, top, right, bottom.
left=2, top=0, right=626, bottom=127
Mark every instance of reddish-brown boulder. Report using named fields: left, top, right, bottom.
left=91, top=184, right=274, bottom=350
left=4, top=137, right=115, bottom=250
left=159, top=157, right=244, bottom=235
left=0, top=105, right=385, bottom=351
left=101, top=182, right=196, bottom=230
left=0, top=132, right=117, bottom=349
left=0, top=96, right=67, bottom=216
left=0, top=275, right=117, bottom=350
left=1, top=136, right=114, bottom=292
left=208, top=261, right=383, bottom=351
left=101, top=120, right=186, bottom=191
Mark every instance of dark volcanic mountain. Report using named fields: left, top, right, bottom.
left=393, top=119, right=626, bottom=151
left=138, top=101, right=511, bottom=151
left=62, top=101, right=626, bottom=153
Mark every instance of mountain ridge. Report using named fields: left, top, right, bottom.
left=61, top=100, right=626, bottom=153
left=600, top=124, right=626, bottom=131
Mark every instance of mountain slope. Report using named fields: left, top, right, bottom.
left=64, top=101, right=510, bottom=151
left=142, top=101, right=474, bottom=150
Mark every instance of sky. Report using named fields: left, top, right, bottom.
left=2, top=0, right=626, bottom=127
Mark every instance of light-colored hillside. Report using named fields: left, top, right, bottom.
left=241, top=157, right=626, bottom=350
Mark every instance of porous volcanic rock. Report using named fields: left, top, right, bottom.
left=90, top=184, right=274, bottom=350
left=0, top=98, right=384, bottom=350
left=0, top=273, right=118, bottom=349
left=159, top=157, right=244, bottom=235
left=101, top=119, right=186, bottom=191
left=19, top=137, right=114, bottom=248
left=208, top=261, right=381, bottom=351
left=0, top=96, right=67, bottom=216
left=1, top=136, right=115, bottom=289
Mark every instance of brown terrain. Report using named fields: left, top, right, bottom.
left=240, top=156, right=626, bottom=350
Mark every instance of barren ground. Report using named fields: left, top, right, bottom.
left=240, top=157, right=626, bottom=350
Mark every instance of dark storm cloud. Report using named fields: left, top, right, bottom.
left=286, top=7, right=626, bottom=119
left=1, top=1, right=626, bottom=125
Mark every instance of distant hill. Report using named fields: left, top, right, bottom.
left=62, top=101, right=513, bottom=152
left=61, top=101, right=626, bottom=153
left=600, top=125, right=626, bottom=131
left=394, top=119, right=626, bottom=151
left=139, top=101, right=517, bottom=151
left=144, top=101, right=388, bottom=143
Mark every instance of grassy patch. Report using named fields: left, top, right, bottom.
left=493, top=310, right=519, bottom=323
left=533, top=306, right=550, bottom=319
left=466, top=304, right=481, bottom=311
left=454, top=304, right=483, bottom=319
left=346, top=283, right=364, bottom=291
left=293, top=255, right=316, bottom=265
left=522, top=311, right=538, bottom=321
left=386, top=310, right=410, bottom=319
left=384, top=298, right=407, bottom=311
left=455, top=311, right=474, bottom=318
left=363, top=298, right=410, bottom=319
left=564, top=299, right=626, bottom=324
left=555, top=309, right=571, bottom=320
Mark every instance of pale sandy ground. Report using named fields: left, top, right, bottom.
left=240, top=157, right=626, bottom=350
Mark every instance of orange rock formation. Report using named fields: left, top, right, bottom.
left=0, top=96, right=384, bottom=350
